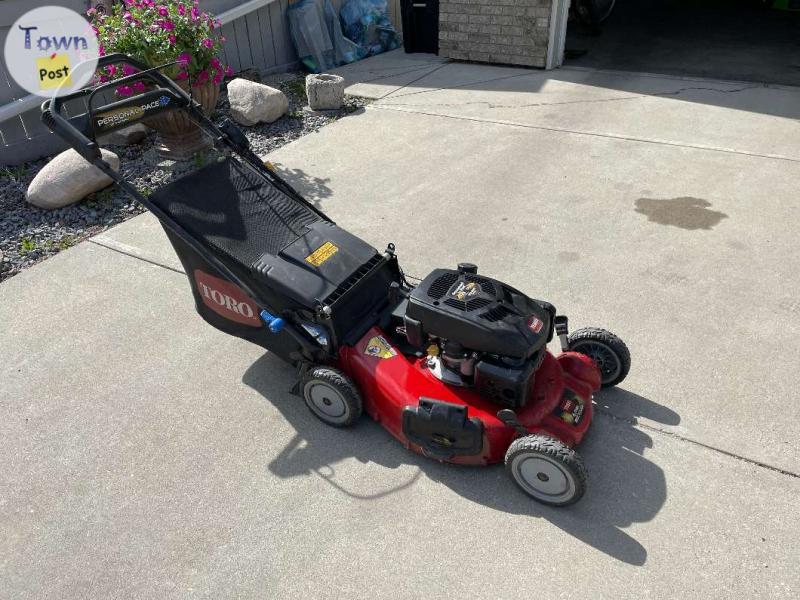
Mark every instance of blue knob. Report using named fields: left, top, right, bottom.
left=268, top=318, right=285, bottom=333
left=260, top=309, right=284, bottom=334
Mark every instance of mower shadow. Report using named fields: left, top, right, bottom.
left=271, top=164, right=334, bottom=210
left=243, top=353, right=669, bottom=566
left=593, top=387, right=681, bottom=426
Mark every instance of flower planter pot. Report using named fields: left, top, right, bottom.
left=144, top=78, right=220, bottom=161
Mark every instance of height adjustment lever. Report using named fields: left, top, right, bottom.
left=554, top=315, right=570, bottom=352
left=496, top=409, right=529, bottom=436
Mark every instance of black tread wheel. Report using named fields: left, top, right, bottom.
left=568, top=327, right=631, bottom=387
left=505, top=435, right=588, bottom=506
left=301, top=367, right=362, bottom=427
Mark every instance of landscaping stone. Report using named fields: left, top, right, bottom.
left=306, top=73, right=345, bottom=110
left=26, top=149, right=120, bottom=210
left=98, top=123, right=149, bottom=146
left=227, top=78, right=288, bottom=126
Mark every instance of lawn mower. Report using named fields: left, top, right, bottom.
left=42, top=55, right=631, bottom=506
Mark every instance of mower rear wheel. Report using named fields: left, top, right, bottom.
left=302, top=367, right=362, bottom=427
left=505, top=435, right=587, bottom=506
left=568, top=327, right=631, bottom=387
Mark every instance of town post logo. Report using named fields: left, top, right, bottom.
left=4, top=6, right=100, bottom=97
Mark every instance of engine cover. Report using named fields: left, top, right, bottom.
left=405, top=268, right=554, bottom=359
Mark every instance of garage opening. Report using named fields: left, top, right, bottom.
left=564, top=0, right=800, bottom=86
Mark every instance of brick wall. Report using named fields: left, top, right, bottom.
left=439, top=0, right=553, bottom=68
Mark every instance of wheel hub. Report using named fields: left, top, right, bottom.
left=573, top=341, right=621, bottom=382
left=307, top=383, right=347, bottom=419
left=514, top=455, right=574, bottom=501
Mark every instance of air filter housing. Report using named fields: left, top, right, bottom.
left=404, top=268, right=554, bottom=359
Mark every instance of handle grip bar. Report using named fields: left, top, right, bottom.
left=41, top=53, right=201, bottom=163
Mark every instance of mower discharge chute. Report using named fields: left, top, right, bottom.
left=43, top=55, right=631, bottom=506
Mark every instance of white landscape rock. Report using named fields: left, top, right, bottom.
left=305, top=73, right=345, bottom=110
left=98, top=123, right=148, bottom=146
left=26, top=148, right=120, bottom=210
left=227, top=78, right=288, bottom=126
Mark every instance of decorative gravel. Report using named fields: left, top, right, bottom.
left=0, top=73, right=369, bottom=282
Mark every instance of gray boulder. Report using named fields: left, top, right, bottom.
left=227, top=78, right=288, bottom=126
left=98, top=123, right=148, bottom=146
left=26, top=148, right=120, bottom=210
left=306, top=73, right=345, bottom=110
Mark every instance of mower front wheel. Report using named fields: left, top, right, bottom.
left=301, top=367, right=363, bottom=427
left=505, top=435, right=587, bottom=506
left=568, top=327, right=631, bottom=387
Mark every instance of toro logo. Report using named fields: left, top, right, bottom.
left=194, top=270, right=261, bottom=327
left=527, top=315, right=544, bottom=334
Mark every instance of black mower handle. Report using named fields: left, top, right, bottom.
left=41, top=54, right=199, bottom=163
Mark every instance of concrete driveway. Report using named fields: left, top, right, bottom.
left=2, top=52, right=799, bottom=599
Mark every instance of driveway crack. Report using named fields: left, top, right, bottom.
left=595, top=407, right=800, bottom=479
left=380, top=83, right=771, bottom=111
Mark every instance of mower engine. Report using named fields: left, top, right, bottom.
left=403, top=264, right=555, bottom=409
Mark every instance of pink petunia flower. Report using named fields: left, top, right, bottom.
left=117, top=85, right=133, bottom=96
left=160, top=20, right=175, bottom=31
left=123, top=11, right=133, bottom=21
left=177, top=52, right=192, bottom=68
left=133, top=81, right=147, bottom=92
left=196, top=69, right=209, bottom=83
left=157, top=6, right=168, bottom=17
left=168, top=34, right=177, bottom=45
left=191, top=6, right=199, bottom=21
left=122, top=64, right=139, bottom=76
left=178, top=4, right=186, bottom=16
left=225, top=65, right=233, bottom=77
left=213, top=70, right=223, bottom=85
left=201, top=38, right=214, bottom=49
left=98, top=44, right=105, bottom=56
left=106, top=64, right=117, bottom=76
left=87, top=8, right=97, bottom=17
left=210, top=57, right=221, bottom=70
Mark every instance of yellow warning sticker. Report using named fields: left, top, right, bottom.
left=305, top=241, right=338, bottom=267
left=364, top=335, right=397, bottom=359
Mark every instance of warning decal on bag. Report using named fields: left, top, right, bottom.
left=364, top=335, right=397, bottom=359
left=305, top=241, right=339, bottom=267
